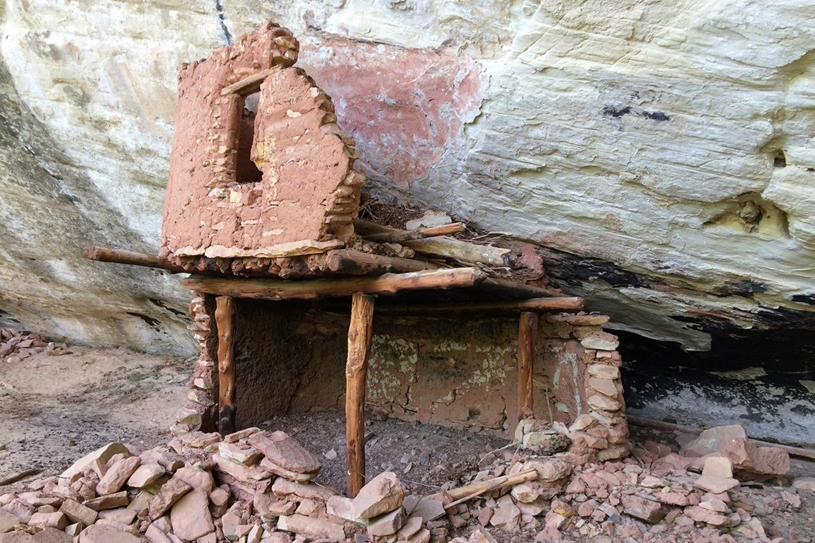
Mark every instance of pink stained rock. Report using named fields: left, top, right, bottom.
left=351, top=472, right=404, bottom=520
left=680, top=425, right=747, bottom=457
left=684, top=505, right=730, bottom=527
left=170, top=489, right=215, bottom=541
left=694, top=475, right=739, bottom=494
left=96, top=457, right=141, bottom=496
left=621, top=495, right=664, bottom=524
left=248, top=431, right=322, bottom=475
left=721, top=438, right=790, bottom=477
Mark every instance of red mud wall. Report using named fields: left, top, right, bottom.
left=199, top=301, right=623, bottom=441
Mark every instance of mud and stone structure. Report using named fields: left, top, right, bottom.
left=158, top=23, right=630, bottom=470
left=178, top=295, right=629, bottom=464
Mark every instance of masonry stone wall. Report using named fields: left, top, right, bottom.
left=177, top=295, right=629, bottom=463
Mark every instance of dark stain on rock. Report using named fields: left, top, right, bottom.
left=537, top=247, right=653, bottom=289
left=127, top=312, right=162, bottom=329
left=716, top=278, right=768, bottom=297
left=642, top=111, right=670, bottom=121
left=792, top=294, right=815, bottom=305
left=620, top=326, right=815, bottom=443
left=602, top=105, right=632, bottom=118
left=214, top=0, right=233, bottom=45
left=149, top=298, right=187, bottom=317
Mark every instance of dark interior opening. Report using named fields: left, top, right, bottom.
left=236, top=92, right=263, bottom=184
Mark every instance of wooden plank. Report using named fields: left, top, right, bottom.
left=221, top=67, right=279, bottom=96
left=183, top=268, right=487, bottom=300
left=374, top=297, right=584, bottom=314
left=518, top=312, right=538, bottom=420
left=215, top=296, right=236, bottom=435
left=345, top=293, right=375, bottom=497
left=324, top=250, right=440, bottom=275
left=353, top=219, right=511, bottom=266
left=82, top=246, right=186, bottom=273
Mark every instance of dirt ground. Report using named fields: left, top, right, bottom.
left=1, top=343, right=814, bottom=541
left=0, top=346, right=190, bottom=485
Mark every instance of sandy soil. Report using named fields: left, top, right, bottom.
left=0, top=346, right=190, bottom=485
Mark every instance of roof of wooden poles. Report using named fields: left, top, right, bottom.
left=83, top=219, right=589, bottom=315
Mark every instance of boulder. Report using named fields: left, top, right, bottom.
left=30, top=527, right=71, bottom=543
left=126, top=464, right=165, bottom=488
left=684, top=505, right=730, bottom=526
left=147, top=478, right=192, bottom=520
left=694, top=475, right=740, bottom=494
left=721, top=438, right=790, bottom=477
left=701, top=456, right=733, bottom=479
left=83, top=492, right=129, bottom=512
left=277, top=515, right=344, bottom=542
left=58, top=500, right=97, bottom=526
left=367, top=507, right=405, bottom=537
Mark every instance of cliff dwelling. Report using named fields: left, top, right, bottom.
left=125, top=23, right=631, bottom=488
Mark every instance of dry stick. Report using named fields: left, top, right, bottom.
left=443, top=468, right=538, bottom=509
left=518, top=312, right=538, bottom=420
left=345, top=293, right=375, bottom=498
left=353, top=219, right=512, bottom=266
left=0, top=469, right=40, bottom=486
left=478, top=441, right=521, bottom=465
left=628, top=416, right=815, bottom=461
left=362, top=222, right=466, bottom=243
left=215, top=296, right=236, bottom=435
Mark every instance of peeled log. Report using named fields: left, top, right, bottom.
left=183, top=268, right=487, bottom=300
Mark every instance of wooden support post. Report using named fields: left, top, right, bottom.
left=215, top=296, right=236, bottom=435
left=518, top=311, right=538, bottom=420
left=345, top=293, right=375, bottom=497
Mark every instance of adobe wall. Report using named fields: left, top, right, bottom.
left=177, top=294, right=629, bottom=462
left=161, top=23, right=363, bottom=261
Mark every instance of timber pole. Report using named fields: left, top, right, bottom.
left=215, top=296, right=237, bottom=435
left=518, top=311, right=538, bottom=420
left=345, top=293, right=375, bottom=497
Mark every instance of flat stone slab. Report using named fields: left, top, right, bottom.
left=249, top=431, right=322, bottom=474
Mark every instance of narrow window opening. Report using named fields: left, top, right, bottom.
left=236, top=91, right=262, bottom=184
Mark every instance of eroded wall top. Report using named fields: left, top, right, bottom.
left=162, top=23, right=362, bottom=260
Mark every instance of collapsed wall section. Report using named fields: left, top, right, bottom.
left=176, top=297, right=629, bottom=463
left=161, top=23, right=364, bottom=261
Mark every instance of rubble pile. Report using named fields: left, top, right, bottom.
left=0, top=423, right=811, bottom=543
left=0, top=328, right=68, bottom=364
